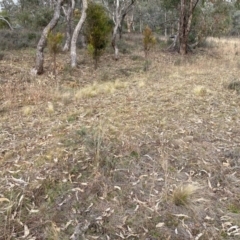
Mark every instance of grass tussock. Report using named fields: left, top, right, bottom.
left=172, top=184, right=199, bottom=206
left=75, top=79, right=128, bottom=98
left=193, top=85, right=208, bottom=96
left=227, top=81, right=240, bottom=93
left=1, top=35, right=240, bottom=239
left=22, top=105, right=35, bottom=115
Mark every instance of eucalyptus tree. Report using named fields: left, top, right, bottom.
left=62, top=0, right=75, bottom=51
left=178, top=0, right=200, bottom=54
left=135, top=0, right=166, bottom=33
left=70, top=0, right=87, bottom=68
left=162, top=0, right=233, bottom=54
left=102, top=0, right=135, bottom=60
left=35, top=0, right=64, bottom=74
left=162, top=0, right=200, bottom=54
left=126, top=5, right=135, bottom=32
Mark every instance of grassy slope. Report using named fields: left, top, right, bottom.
left=0, top=36, right=240, bottom=239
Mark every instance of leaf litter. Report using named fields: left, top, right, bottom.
left=0, top=37, right=240, bottom=239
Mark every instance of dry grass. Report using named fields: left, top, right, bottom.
left=1, top=37, right=240, bottom=239
left=172, top=184, right=199, bottom=206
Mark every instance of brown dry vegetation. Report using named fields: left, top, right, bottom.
left=0, top=35, right=240, bottom=239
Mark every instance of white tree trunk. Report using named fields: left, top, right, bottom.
left=63, top=0, right=75, bottom=52
left=111, top=0, right=120, bottom=60
left=70, top=0, right=88, bottom=68
left=126, top=6, right=134, bottom=33
left=112, top=24, right=119, bottom=60
left=35, top=0, right=64, bottom=74
left=103, top=0, right=135, bottom=60
left=164, top=11, right=167, bottom=37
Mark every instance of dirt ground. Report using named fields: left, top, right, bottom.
left=0, top=35, right=240, bottom=239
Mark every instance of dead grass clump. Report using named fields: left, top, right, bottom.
left=201, top=38, right=216, bottom=48
left=22, top=105, right=35, bottom=116
left=57, top=91, right=73, bottom=105
left=46, top=102, right=55, bottom=113
left=227, top=81, right=240, bottom=93
left=75, top=80, right=128, bottom=98
left=193, top=85, right=208, bottom=96
left=44, top=221, right=61, bottom=240
left=172, top=184, right=199, bottom=206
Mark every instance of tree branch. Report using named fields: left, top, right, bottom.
left=0, top=16, right=13, bottom=30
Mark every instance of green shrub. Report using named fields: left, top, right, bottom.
left=28, top=32, right=37, bottom=40
left=34, top=8, right=54, bottom=28
left=118, top=39, right=132, bottom=54
left=0, top=11, right=11, bottom=29
left=143, top=25, right=156, bottom=58
left=85, top=2, right=112, bottom=69
left=0, top=29, right=40, bottom=50
left=17, top=8, right=53, bottom=30
left=228, top=81, right=240, bottom=94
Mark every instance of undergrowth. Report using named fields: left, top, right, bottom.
left=0, top=36, right=240, bottom=239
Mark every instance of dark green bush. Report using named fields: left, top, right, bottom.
left=34, top=8, right=54, bottom=29
left=228, top=81, right=240, bottom=93
left=17, top=8, right=53, bottom=30
left=0, top=11, right=11, bottom=29
left=28, top=32, right=37, bottom=40
left=118, top=40, right=132, bottom=54
left=85, top=2, right=112, bottom=69
left=0, top=29, right=40, bottom=50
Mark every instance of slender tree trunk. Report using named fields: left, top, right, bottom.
left=139, top=13, right=142, bottom=33
left=112, top=0, right=120, bottom=60
left=35, top=0, right=64, bottom=74
left=70, top=0, right=88, bottom=68
left=179, top=0, right=187, bottom=54
left=63, top=0, right=75, bottom=52
left=118, top=25, right=123, bottom=39
left=112, top=24, right=119, bottom=60
left=168, top=16, right=179, bottom=52
left=126, top=5, right=134, bottom=33
left=126, top=16, right=131, bottom=33
left=178, top=0, right=199, bottom=55
left=103, top=0, right=135, bottom=59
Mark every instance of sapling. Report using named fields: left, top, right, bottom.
left=85, top=2, right=112, bottom=69
left=143, top=26, right=156, bottom=71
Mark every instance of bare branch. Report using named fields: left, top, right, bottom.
left=0, top=16, right=13, bottom=30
